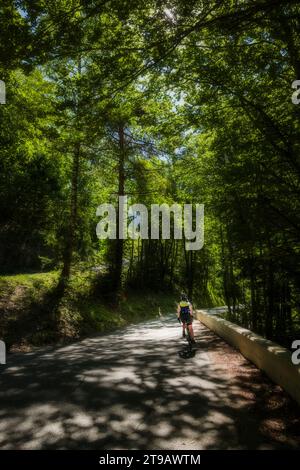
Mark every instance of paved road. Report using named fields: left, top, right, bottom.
left=0, top=312, right=294, bottom=449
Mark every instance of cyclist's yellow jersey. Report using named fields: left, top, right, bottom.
left=179, top=301, right=190, bottom=314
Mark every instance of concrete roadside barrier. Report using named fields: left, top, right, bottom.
left=195, top=309, right=300, bottom=406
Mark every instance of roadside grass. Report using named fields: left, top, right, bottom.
left=0, top=270, right=176, bottom=351
left=77, top=290, right=177, bottom=336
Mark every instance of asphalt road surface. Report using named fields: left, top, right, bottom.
left=0, top=312, right=297, bottom=449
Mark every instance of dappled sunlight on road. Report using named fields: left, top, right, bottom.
left=0, top=314, right=297, bottom=450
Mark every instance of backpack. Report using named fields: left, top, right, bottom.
left=180, top=300, right=190, bottom=315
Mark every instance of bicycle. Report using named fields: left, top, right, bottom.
left=178, top=317, right=196, bottom=359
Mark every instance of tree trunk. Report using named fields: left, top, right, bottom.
left=265, top=259, right=274, bottom=339
left=59, top=142, right=81, bottom=289
left=112, top=125, right=125, bottom=300
left=58, top=57, right=82, bottom=292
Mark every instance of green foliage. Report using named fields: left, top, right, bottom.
left=0, top=271, right=175, bottom=350
left=1, top=0, right=299, bottom=347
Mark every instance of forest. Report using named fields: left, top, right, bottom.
left=0, top=0, right=299, bottom=350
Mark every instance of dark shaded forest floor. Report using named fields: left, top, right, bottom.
left=202, top=324, right=300, bottom=448
left=220, top=307, right=300, bottom=350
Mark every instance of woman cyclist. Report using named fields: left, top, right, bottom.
left=177, top=292, right=196, bottom=344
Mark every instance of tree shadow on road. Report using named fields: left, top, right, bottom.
left=0, top=317, right=299, bottom=450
